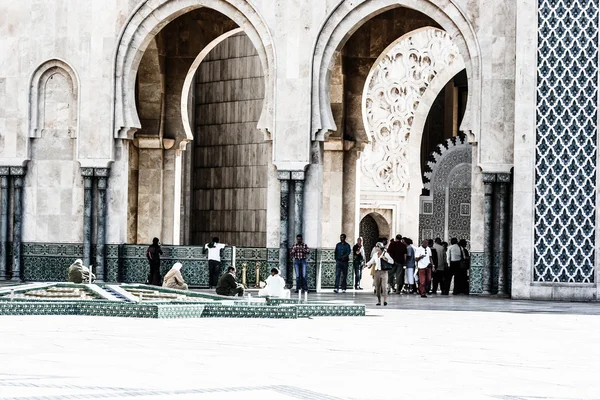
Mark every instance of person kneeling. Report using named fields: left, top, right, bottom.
left=68, top=259, right=95, bottom=283
left=258, top=268, right=290, bottom=298
left=216, top=266, right=244, bottom=297
left=163, top=262, right=188, bottom=290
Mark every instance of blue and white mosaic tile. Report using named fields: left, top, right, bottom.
left=535, top=0, right=598, bottom=283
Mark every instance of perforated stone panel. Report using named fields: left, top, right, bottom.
left=534, top=0, right=598, bottom=283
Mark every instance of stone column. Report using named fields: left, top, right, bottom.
left=135, top=137, right=164, bottom=244
left=0, top=167, right=9, bottom=280
left=278, top=171, right=291, bottom=283
left=497, top=173, right=511, bottom=296
left=342, top=148, right=359, bottom=242
left=95, top=168, right=110, bottom=282
left=292, top=171, right=305, bottom=238
left=10, top=167, right=26, bottom=282
left=81, top=168, right=94, bottom=267
left=482, top=173, right=496, bottom=295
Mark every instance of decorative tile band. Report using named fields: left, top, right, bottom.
left=0, top=283, right=367, bottom=319
left=469, top=251, right=484, bottom=294
left=534, top=0, right=598, bottom=283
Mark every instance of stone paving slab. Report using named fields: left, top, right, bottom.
left=1, top=305, right=600, bottom=400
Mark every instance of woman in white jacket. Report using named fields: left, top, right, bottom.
left=366, top=242, right=394, bottom=306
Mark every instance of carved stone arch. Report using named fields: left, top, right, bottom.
left=113, top=0, right=275, bottom=139
left=360, top=26, right=465, bottom=195
left=29, top=59, right=79, bottom=140
left=312, top=0, right=481, bottom=142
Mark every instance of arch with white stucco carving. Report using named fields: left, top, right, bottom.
left=361, top=27, right=464, bottom=195
left=311, top=0, right=481, bottom=143
left=112, top=0, right=275, bottom=140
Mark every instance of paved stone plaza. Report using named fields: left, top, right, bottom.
left=1, top=295, right=599, bottom=400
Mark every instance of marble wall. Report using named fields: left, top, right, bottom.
left=512, top=0, right=600, bottom=300
left=23, top=61, right=83, bottom=243
left=11, top=0, right=594, bottom=300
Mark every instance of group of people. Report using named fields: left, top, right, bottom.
left=145, top=236, right=246, bottom=296
left=350, top=234, right=471, bottom=304
left=68, top=233, right=470, bottom=304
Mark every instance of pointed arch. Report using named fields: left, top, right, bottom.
left=28, top=59, right=79, bottom=140
left=311, top=0, right=481, bottom=142
left=112, top=0, right=275, bottom=139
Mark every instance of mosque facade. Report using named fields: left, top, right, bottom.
left=0, top=0, right=597, bottom=300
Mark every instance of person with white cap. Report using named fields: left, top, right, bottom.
left=365, top=242, right=394, bottom=306
left=68, top=259, right=95, bottom=283
left=162, top=262, right=188, bottom=290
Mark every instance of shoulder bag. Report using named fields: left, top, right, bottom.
left=380, top=251, right=393, bottom=271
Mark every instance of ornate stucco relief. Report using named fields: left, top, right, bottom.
left=361, top=27, right=461, bottom=195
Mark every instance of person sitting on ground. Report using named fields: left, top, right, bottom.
left=258, top=268, right=290, bottom=298
left=68, top=259, right=95, bottom=284
left=216, top=266, right=245, bottom=297
left=162, top=262, right=188, bottom=290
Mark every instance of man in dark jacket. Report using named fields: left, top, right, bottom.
left=334, top=234, right=351, bottom=293
left=387, top=234, right=407, bottom=293
left=216, top=266, right=244, bottom=296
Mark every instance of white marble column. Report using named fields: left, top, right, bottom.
left=135, top=137, right=164, bottom=244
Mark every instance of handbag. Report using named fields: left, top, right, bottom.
left=380, top=251, right=393, bottom=271
left=459, top=247, right=469, bottom=269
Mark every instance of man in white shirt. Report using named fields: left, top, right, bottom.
left=204, top=237, right=227, bottom=289
left=258, top=268, right=290, bottom=298
left=414, top=240, right=432, bottom=298
left=446, top=238, right=462, bottom=295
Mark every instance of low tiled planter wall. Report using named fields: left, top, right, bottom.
left=17, top=244, right=364, bottom=290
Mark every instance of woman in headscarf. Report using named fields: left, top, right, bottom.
left=366, top=242, right=394, bottom=306
left=162, top=262, right=188, bottom=290
left=68, top=259, right=95, bottom=284
left=146, top=237, right=163, bottom=286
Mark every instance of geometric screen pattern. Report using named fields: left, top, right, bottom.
left=534, top=0, right=598, bottom=282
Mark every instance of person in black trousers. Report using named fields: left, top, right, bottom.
left=146, top=237, right=162, bottom=286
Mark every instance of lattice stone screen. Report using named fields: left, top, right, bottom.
left=534, top=0, right=598, bottom=282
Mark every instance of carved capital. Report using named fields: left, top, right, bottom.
left=81, top=168, right=94, bottom=177
left=9, top=167, right=27, bottom=176
left=482, top=173, right=497, bottom=184
left=277, top=171, right=291, bottom=181
left=291, top=171, right=305, bottom=181
left=496, top=173, right=511, bottom=183
left=0, top=167, right=9, bottom=176
left=94, top=168, right=110, bottom=178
